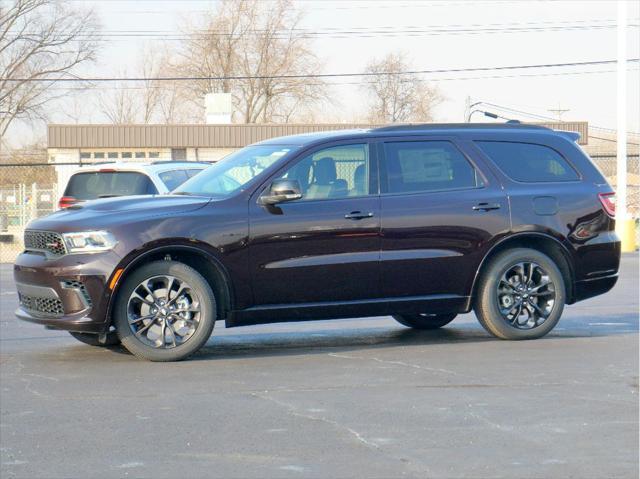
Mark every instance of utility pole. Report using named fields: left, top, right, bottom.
left=616, top=0, right=635, bottom=251
left=464, top=96, right=471, bottom=123
left=548, top=102, right=570, bottom=121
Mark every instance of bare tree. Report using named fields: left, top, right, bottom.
left=0, top=0, right=99, bottom=138
left=364, top=52, right=442, bottom=124
left=96, top=72, right=140, bottom=125
left=177, top=0, right=325, bottom=123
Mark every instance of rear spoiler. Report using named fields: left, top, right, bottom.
left=555, top=130, right=581, bottom=143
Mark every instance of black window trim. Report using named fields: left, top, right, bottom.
left=254, top=139, right=380, bottom=204
left=473, top=139, right=583, bottom=184
left=376, top=136, right=487, bottom=197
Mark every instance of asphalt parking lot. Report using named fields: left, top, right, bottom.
left=0, top=254, right=638, bottom=479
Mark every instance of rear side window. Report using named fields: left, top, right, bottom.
left=476, top=141, right=579, bottom=182
left=64, top=172, right=156, bottom=199
left=158, top=169, right=189, bottom=191
left=383, top=141, right=479, bottom=194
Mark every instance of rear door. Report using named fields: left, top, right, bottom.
left=378, top=136, right=510, bottom=301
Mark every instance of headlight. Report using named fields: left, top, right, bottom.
left=62, top=231, right=117, bottom=254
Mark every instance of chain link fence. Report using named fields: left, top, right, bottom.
left=0, top=156, right=638, bottom=263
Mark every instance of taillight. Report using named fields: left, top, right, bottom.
left=598, top=192, right=616, bottom=218
left=58, top=196, right=77, bottom=209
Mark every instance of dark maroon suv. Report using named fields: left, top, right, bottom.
left=14, top=124, right=620, bottom=361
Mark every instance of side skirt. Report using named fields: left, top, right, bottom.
left=225, top=294, right=472, bottom=328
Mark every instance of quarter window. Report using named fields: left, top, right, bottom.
left=159, top=170, right=189, bottom=191
left=279, top=144, right=371, bottom=201
left=476, top=141, right=579, bottom=182
left=383, top=141, right=478, bottom=194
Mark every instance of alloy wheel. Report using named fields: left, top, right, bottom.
left=127, top=275, right=201, bottom=348
left=496, top=261, right=557, bottom=329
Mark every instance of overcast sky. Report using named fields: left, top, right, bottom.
left=10, top=0, right=640, bottom=145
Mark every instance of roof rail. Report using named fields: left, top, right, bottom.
left=150, top=160, right=213, bottom=165
left=371, top=122, right=548, bottom=132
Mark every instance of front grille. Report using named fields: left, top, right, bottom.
left=62, top=280, right=92, bottom=307
left=18, top=293, right=64, bottom=316
left=24, top=230, right=66, bottom=256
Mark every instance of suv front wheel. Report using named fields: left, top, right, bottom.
left=474, top=248, right=565, bottom=340
left=114, top=261, right=216, bottom=361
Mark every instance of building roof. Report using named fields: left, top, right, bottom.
left=47, top=121, right=589, bottom=149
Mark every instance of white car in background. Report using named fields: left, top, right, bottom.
left=58, top=161, right=210, bottom=209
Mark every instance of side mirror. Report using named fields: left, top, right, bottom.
left=260, top=179, right=303, bottom=205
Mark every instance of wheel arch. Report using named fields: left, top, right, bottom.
left=471, top=232, right=576, bottom=305
left=106, top=243, right=234, bottom=327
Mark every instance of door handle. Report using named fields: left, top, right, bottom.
left=344, top=211, right=374, bottom=220
left=472, top=203, right=501, bottom=211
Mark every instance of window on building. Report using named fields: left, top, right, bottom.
left=149, top=152, right=160, bottom=159
left=93, top=152, right=105, bottom=159
left=80, top=152, right=91, bottom=160
left=107, top=152, right=118, bottom=159
left=121, top=152, right=132, bottom=159
left=171, top=148, right=187, bottom=161
left=382, top=141, right=478, bottom=194
left=135, top=152, right=146, bottom=159
left=475, top=141, right=579, bottom=182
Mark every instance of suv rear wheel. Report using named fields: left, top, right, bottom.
left=392, top=313, right=457, bottom=330
left=114, top=261, right=216, bottom=361
left=474, top=248, right=565, bottom=340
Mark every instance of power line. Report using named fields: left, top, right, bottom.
left=45, top=66, right=637, bottom=91
left=9, top=23, right=637, bottom=41
left=4, top=58, right=638, bottom=83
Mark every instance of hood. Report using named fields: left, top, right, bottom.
left=28, top=195, right=211, bottom=232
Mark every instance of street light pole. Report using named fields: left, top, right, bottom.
left=617, top=0, right=627, bottom=222
left=616, top=0, right=636, bottom=251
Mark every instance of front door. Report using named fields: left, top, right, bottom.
left=248, top=142, right=381, bottom=306
left=378, top=137, right=510, bottom=301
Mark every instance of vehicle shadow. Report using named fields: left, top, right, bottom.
left=99, top=312, right=638, bottom=362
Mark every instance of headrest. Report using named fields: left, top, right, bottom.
left=313, top=157, right=337, bottom=184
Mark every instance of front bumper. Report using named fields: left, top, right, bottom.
left=13, top=250, right=121, bottom=333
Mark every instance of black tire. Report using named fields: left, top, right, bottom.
left=392, top=313, right=457, bottom=330
left=114, top=261, right=216, bottom=362
left=69, top=331, right=120, bottom=347
left=474, top=248, right=566, bottom=340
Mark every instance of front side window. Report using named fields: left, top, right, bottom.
left=279, top=144, right=371, bottom=201
left=174, top=145, right=296, bottom=197
left=383, top=141, right=478, bottom=194
left=476, top=141, right=579, bottom=182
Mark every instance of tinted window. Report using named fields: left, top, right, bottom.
left=383, top=141, right=478, bottom=194
left=476, top=141, right=579, bottom=182
left=64, top=172, right=156, bottom=199
left=280, top=144, right=371, bottom=200
left=158, top=169, right=189, bottom=191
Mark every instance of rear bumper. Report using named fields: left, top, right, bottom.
left=573, top=273, right=619, bottom=303
left=13, top=250, right=119, bottom=333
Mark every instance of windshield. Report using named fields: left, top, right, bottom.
left=174, top=145, right=296, bottom=197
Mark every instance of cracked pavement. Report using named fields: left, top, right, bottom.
left=0, top=254, right=638, bottom=478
